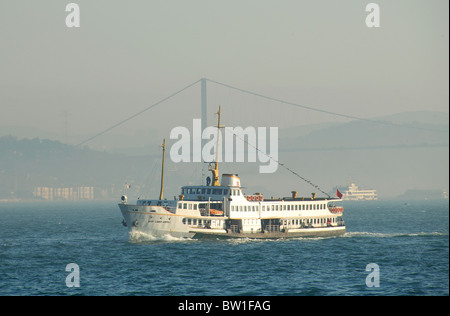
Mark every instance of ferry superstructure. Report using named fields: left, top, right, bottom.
left=119, top=107, right=345, bottom=239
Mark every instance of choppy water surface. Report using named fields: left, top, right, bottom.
left=0, top=200, right=448, bottom=295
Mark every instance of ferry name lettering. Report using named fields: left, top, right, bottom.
left=170, top=119, right=278, bottom=173
left=148, top=219, right=170, bottom=224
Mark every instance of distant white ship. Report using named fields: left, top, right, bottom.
left=341, top=183, right=377, bottom=201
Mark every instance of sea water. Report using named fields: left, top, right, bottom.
left=0, top=200, right=448, bottom=296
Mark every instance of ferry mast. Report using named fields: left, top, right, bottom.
left=209, top=106, right=224, bottom=186
left=159, top=139, right=166, bottom=200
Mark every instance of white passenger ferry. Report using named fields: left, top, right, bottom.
left=119, top=108, right=345, bottom=239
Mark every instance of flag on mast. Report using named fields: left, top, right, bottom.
left=336, top=189, right=343, bottom=199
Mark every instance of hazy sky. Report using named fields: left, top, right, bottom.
left=0, top=0, right=448, bottom=145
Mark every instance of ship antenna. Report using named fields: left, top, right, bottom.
left=209, top=106, right=224, bottom=186
left=159, top=139, right=166, bottom=200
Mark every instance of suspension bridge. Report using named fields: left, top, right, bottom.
left=75, top=78, right=447, bottom=197
left=76, top=78, right=446, bottom=148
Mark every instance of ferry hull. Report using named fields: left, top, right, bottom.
left=191, top=226, right=346, bottom=239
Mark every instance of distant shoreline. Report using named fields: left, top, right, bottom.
left=0, top=198, right=118, bottom=203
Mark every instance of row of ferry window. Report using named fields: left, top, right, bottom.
left=177, top=202, right=222, bottom=210
left=182, top=218, right=338, bottom=226
left=282, top=218, right=337, bottom=225
left=183, top=218, right=204, bottom=225
left=182, top=188, right=232, bottom=195
left=231, top=203, right=327, bottom=212
left=178, top=202, right=198, bottom=210
left=240, top=218, right=338, bottom=225
left=181, top=188, right=244, bottom=196
left=182, top=218, right=223, bottom=226
left=177, top=201, right=327, bottom=211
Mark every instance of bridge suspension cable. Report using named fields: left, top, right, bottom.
left=77, top=77, right=446, bottom=147
left=75, top=79, right=201, bottom=147
left=206, top=79, right=447, bottom=133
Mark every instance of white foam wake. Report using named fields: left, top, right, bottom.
left=128, top=230, right=195, bottom=243
left=344, top=231, right=447, bottom=238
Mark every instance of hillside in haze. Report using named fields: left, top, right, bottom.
left=0, top=111, right=448, bottom=200
left=274, top=111, right=448, bottom=198
left=279, top=111, right=448, bottom=150
left=0, top=136, right=127, bottom=199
